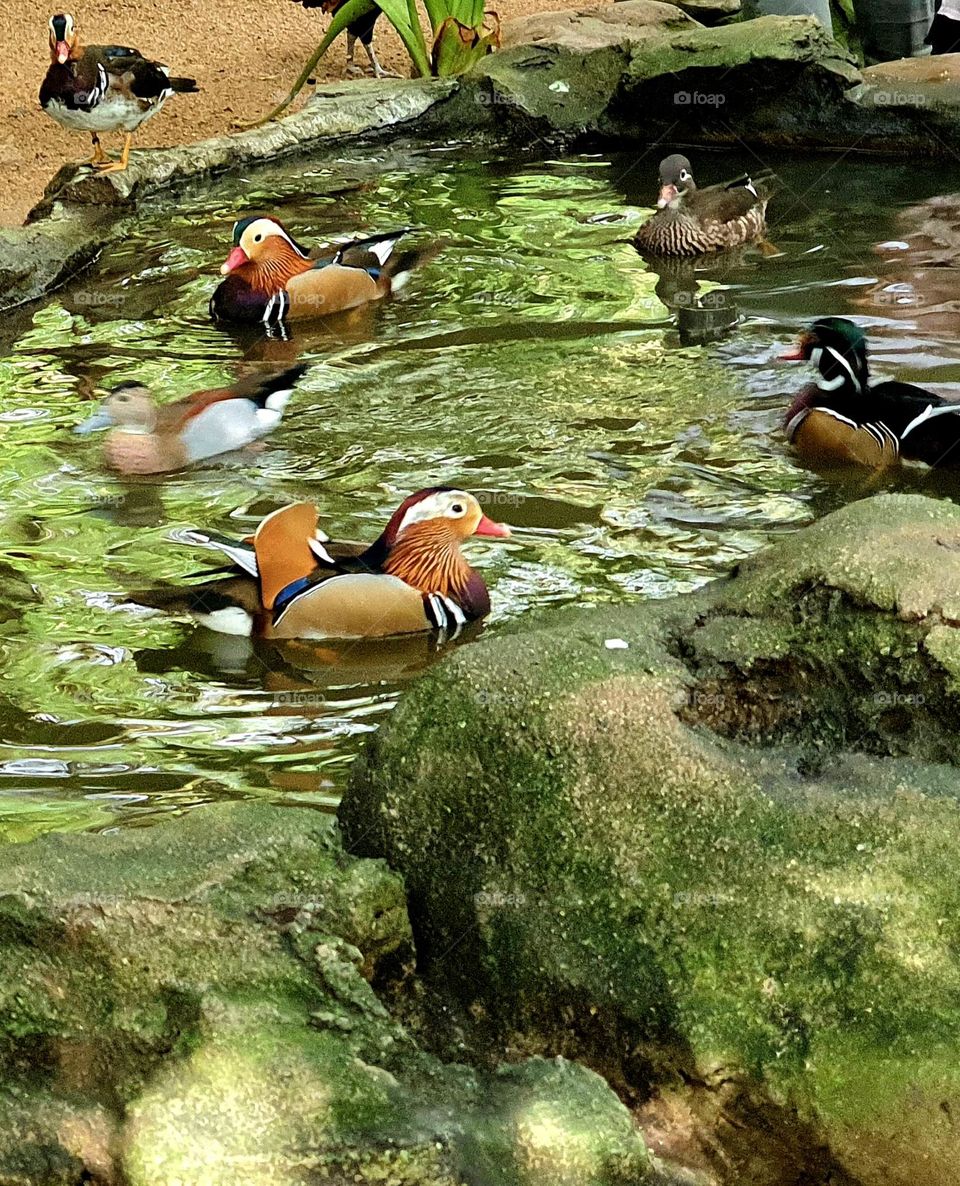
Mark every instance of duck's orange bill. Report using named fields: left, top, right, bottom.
left=475, top=514, right=511, bottom=538
left=220, top=247, right=249, bottom=276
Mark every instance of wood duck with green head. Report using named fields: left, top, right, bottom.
left=633, top=154, right=777, bottom=257
left=782, top=317, right=960, bottom=470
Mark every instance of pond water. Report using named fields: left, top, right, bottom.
left=3, top=141, right=960, bottom=840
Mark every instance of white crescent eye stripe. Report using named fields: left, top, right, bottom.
left=821, top=345, right=863, bottom=394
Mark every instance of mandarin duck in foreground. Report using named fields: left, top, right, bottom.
left=130, top=489, right=511, bottom=639
left=633, top=154, right=777, bottom=257
left=292, top=0, right=393, bottom=78
left=75, top=365, right=307, bottom=474
left=210, top=219, right=434, bottom=329
left=783, top=317, right=960, bottom=470
left=40, top=13, right=198, bottom=173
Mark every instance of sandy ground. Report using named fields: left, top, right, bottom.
left=3, top=0, right=599, bottom=226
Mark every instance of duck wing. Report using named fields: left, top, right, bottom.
left=875, top=381, right=960, bottom=466
left=269, top=571, right=439, bottom=640
left=40, top=51, right=110, bottom=112
left=687, top=172, right=776, bottom=224
left=163, top=364, right=308, bottom=428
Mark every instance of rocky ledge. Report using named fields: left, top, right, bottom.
left=0, top=800, right=663, bottom=1185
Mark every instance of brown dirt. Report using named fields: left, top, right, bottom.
left=4, top=0, right=604, bottom=227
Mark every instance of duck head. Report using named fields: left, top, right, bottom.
left=656, top=154, right=695, bottom=209
left=75, top=383, right=157, bottom=435
left=782, top=317, right=869, bottom=398
left=219, top=217, right=312, bottom=279
left=48, top=13, right=78, bottom=65
left=375, top=488, right=511, bottom=600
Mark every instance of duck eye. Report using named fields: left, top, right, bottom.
left=254, top=233, right=263, bottom=243
left=451, top=503, right=465, bottom=515
left=680, top=170, right=690, bottom=181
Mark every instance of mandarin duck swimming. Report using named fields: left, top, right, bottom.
left=130, top=489, right=511, bottom=639
left=39, top=13, right=198, bottom=173
left=74, top=365, right=307, bottom=474
left=209, top=219, right=433, bottom=329
left=783, top=317, right=960, bottom=470
left=633, top=154, right=777, bottom=257
left=292, top=0, right=392, bottom=78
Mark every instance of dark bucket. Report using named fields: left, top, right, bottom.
left=860, top=0, right=934, bottom=61
left=677, top=292, right=740, bottom=346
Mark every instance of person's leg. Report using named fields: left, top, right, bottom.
left=930, top=14, right=960, bottom=54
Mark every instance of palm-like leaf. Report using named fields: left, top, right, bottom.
left=244, top=0, right=497, bottom=123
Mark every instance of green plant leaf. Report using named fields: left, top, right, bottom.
left=372, top=0, right=433, bottom=74
left=431, top=15, right=496, bottom=76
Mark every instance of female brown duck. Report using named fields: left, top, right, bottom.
left=634, top=154, right=776, bottom=257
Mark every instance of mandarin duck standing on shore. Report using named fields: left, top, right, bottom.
left=210, top=219, right=436, bottom=329
left=782, top=317, right=960, bottom=471
left=292, top=0, right=393, bottom=78
left=40, top=13, right=198, bottom=173
left=130, top=489, right=511, bottom=639
left=634, top=154, right=777, bottom=257
left=74, top=365, right=308, bottom=474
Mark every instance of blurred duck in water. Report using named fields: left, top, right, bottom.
left=75, top=366, right=307, bottom=474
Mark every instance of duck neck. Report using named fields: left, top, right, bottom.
left=813, top=345, right=868, bottom=400
left=242, top=244, right=313, bottom=294
left=383, top=523, right=474, bottom=598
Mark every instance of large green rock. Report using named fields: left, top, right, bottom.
left=341, top=493, right=960, bottom=1186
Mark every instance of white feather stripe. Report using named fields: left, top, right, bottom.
left=900, top=402, right=960, bottom=442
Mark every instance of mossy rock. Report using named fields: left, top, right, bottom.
left=0, top=801, right=657, bottom=1185
left=341, top=493, right=960, bottom=1186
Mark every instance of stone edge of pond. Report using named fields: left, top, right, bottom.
left=8, top=8, right=960, bottom=312
left=0, top=798, right=674, bottom=1186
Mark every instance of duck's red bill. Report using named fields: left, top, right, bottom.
left=55, top=41, right=70, bottom=63
left=780, top=346, right=806, bottom=361
left=220, top=247, right=249, bottom=275
left=475, top=515, right=511, bottom=539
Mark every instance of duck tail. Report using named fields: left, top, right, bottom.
left=233, top=363, right=309, bottom=412
left=381, top=239, right=444, bottom=293
left=127, top=576, right=261, bottom=635
left=335, top=229, right=414, bottom=271
left=169, top=76, right=200, bottom=94
left=169, top=527, right=260, bottom=576
left=727, top=169, right=779, bottom=201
